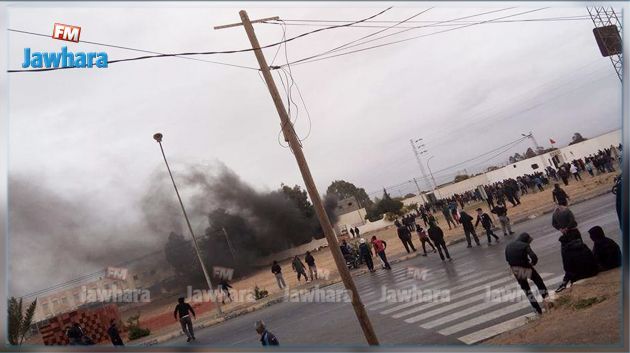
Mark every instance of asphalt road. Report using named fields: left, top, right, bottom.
left=162, top=194, right=621, bottom=348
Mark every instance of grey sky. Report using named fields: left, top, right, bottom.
left=2, top=2, right=624, bottom=295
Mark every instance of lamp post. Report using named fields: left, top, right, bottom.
left=152, top=133, right=222, bottom=315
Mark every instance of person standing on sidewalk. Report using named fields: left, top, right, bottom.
left=475, top=208, right=500, bottom=245
left=371, top=235, right=391, bottom=270
left=397, top=224, right=417, bottom=253
left=415, top=224, right=437, bottom=256
left=491, top=204, right=515, bottom=236
left=304, top=251, right=318, bottom=280
left=504, top=233, right=550, bottom=314
left=173, top=297, right=196, bottom=342
left=428, top=221, right=451, bottom=261
left=459, top=210, right=481, bottom=248
left=255, top=320, right=279, bottom=346
left=291, top=255, right=309, bottom=282
left=358, top=238, right=375, bottom=272
left=271, top=261, right=286, bottom=289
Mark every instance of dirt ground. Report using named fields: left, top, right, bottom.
left=487, top=267, right=622, bottom=345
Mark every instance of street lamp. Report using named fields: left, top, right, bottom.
left=153, top=133, right=223, bottom=315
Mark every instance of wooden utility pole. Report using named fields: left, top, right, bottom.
left=215, top=10, right=379, bottom=345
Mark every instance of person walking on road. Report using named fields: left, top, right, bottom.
left=491, top=204, right=515, bottom=236
left=428, top=221, right=451, bottom=261
left=358, top=238, right=375, bottom=272
left=397, top=224, right=417, bottom=253
left=271, top=261, right=286, bottom=289
left=173, top=297, right=196, bottom=342
left=304, top=251, right=318, bottom=280
left=552, top=183, right=570, bottom=206
left=371, top=235, right=391, bottom=270
left=504, top=233, right=550, bottom=314
left=441, top=203, right=457, bottom=229
left=570, top=164, right=582, bottom=181
left=459, top=210, right=481, bottom=248
left=255, top=320, right=279, bottom=346
left=475, top=208, right=500, bottom=244
left=415, top=224, right=437, bottom=256
left=291, top=255, right=309, bottom=282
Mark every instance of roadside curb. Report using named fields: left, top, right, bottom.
left=134, top=189, right=611, bottom=346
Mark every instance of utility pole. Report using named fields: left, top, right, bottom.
left=215, top=10, right=379, bottom=345
left=412, top=177, right=422, bottom=195
left=222, top=227, right=237, bottom=262
left=410, top=139, right=430, bottom=191
left=522, top=132, right=541, bottom=153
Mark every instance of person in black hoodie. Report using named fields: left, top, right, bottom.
left=459, top=210, right=481, bottom=248
left=556, top=228, right=599, bottom=292
left=397, top=224, right=416, bottom=253
left=505, top=233, right=549, bottom=314
left=358, top=238, right=375, bottom=272
left=588, top=226, right=621, bottom=271
left=475, top=208, right=500, bottom=245
left=428, top=221, right=451, bottom=261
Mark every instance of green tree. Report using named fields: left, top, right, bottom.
left=164, top=232, right=204, bottom=287
left=281, top=184, right=315, bottom=219
left=453, top=174, right=470, bottom=182
left=8, top=297, right=37, bottom=345
left=569, top=132, right=588, bottom=145
left=326, top=180, right=373, bottom=207
left=524, top=147, right=537, bottom=158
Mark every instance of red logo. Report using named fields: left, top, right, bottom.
left=52, top=23, right=81, bottom=43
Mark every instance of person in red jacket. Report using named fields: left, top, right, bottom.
left=370, top=236, right=391, bottom=270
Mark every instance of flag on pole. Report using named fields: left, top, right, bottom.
left=549, top=138, right=556, bottom=144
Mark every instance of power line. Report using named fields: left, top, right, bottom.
left=278, top=15, right=590, bottom=24
left=271, top=15, right=591, bottom=29
left=283, top=8, right=549, bottom=67
left=7, top=7, right=392, bottom=73
left=278, top=8, right=433, bottom=66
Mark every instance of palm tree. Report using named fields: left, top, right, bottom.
left=7, top=297, right=37, bottom=345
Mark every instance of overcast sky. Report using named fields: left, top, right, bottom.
left=2, top=2, right=624, bottom=295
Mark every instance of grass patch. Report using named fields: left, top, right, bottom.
left=573, top=296, right=606, bottom=310
left=554, top=295, right=572, bottom=308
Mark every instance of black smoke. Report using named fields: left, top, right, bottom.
left=141, top=163, right=338, bottom=278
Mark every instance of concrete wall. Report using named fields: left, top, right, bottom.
left=433, top=129, right=621, bottom=197
left=336, top=207, right=367, bottom=230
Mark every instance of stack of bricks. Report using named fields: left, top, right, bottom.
left=39, top=304, right=126, bottom=345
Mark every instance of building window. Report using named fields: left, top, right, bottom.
left=133, top=275, right=139, bottom=281
left=61, top=297, right=68, bottom=305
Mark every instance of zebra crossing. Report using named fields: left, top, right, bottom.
left=326, top=260, right=560, bottom=344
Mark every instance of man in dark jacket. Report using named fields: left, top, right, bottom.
left=271, top=261, right=286, bottom=289
left=459, top=210, right=481, bottom=248
left=504, top=233, right=549, bottom=314
left=107, top=319, right=124, bottom=346
left=304, top=251, right=318, bottom=280
left=552, top=203, right=578, bottom=233
left=174, top=297, right=196, bottom=342
left=556, top=229, right=599, bottom=292
left=475, top=208, right=499, bottom=244
left=588, top=226, right=621, bottom=270
left=491, top=204, right=515, bottom=236
left=291, top=256, right=309, bottom=282
left=428, top=221, right=451, bottom=261
left=397, top=225, right=416, bottom=253
left=552, top=183, right=570, bottom=205
left=358, top=238, right=375, bottom=272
